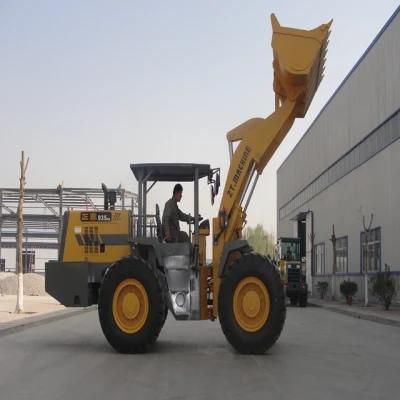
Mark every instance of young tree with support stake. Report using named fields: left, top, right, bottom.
left=15, top=151, right=29, bottom=314
left=330, top=224, right=337, bottom=300
left=362, top=213, right=373, bottom=307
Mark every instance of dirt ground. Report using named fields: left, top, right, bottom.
left=0, top=295, right=65, bottom=324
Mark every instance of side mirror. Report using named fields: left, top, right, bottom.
left=214, top=172, right=220, bottom=195
left=210, top=186, right=215, bottom=205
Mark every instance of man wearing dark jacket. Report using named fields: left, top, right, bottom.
left=162, top=184, right=192, bottom=242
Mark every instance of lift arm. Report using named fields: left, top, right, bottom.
left=212, top=14, right=331, bottom=316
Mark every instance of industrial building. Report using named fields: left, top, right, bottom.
left=277, top=7, right=400, bottom=301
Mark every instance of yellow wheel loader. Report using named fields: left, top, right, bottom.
left=45, top=15, right=331, bottom=354
left=277, top=237, right=308, bottom=307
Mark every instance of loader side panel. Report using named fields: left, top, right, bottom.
left=61, top=210, right=132, bottom=263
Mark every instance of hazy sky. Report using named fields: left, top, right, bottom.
left=1, top=0, right=399, bottom=237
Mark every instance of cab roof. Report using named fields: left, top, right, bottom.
left=278, top=237, right=301, bottom=243
left=130, top=163, right=211, bottom=182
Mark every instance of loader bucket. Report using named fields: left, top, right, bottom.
left=271, top=14, right=332, bottom=117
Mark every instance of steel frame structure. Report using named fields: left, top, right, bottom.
left=0, top=186, right=137, bottom=263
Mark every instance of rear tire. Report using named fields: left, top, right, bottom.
left=98, top=257, right=165, bottom=353
left=218, top=253, right=286, bottom=354
left=289, top=296, right=298, bottom=306
left=298, top=294, right=308, bottom=307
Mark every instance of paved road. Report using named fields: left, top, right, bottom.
left=0, top=306, right=399, bottom=400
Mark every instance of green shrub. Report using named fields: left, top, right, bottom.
left=371, top=264, right=396, bottom=310
left=340, top=280, right=358, bottom=305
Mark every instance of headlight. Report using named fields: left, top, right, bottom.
left=175, top=292, right=186, bottom=307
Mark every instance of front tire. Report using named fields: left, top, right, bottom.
left=298, top=293, right=308, bottom=307
left=218, top=253, right=286, bottom=354
left=98, top=257, right=165, bottom=353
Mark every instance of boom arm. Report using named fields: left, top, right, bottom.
left=212, top=14, right=331, bottom=317
left=219, top=99, right=298, bottom=241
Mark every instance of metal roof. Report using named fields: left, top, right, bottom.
left=130, top=163, right=211, bottom=182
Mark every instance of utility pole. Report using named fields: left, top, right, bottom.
left=330, top=224, right=337, bottom=300
left=15, top=151, right=29, bottom=314
left=362, top=213, right=373, bottom=307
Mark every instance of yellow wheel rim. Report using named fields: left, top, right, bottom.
left=233, top=276, right=270, bottom=332
left=112, top=278, right=149, bottom=334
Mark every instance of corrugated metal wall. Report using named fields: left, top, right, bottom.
left=277, top=10, right=400, bottom=210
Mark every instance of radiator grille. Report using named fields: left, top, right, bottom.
left=287, top=265, right=301, bottom=283
left=83, top=226, right=99, bottom=254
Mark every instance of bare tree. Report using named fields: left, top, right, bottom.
left=362, top=213, right=373, bottom=307
left=330, top=224, right=337, bottom=300
left=15, top=151, right=29, bottom=314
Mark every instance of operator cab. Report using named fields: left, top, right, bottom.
left=277, top=237, right=301, bottom=262
left=130, top=163, right=219, bottom=243
left=130, top=163, right=219, bottom=319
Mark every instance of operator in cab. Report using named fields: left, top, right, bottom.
left=285, top=245, right=293, bottom=261
left=162, top=184, right=193, bottom=243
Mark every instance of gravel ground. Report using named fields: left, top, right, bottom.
left=0, top=273, right=46, bottom=296
left=0, top=272, right=16, bottom=281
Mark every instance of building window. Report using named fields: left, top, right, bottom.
left=360, top=227, right=381, bottom=272
left=314, top=242, right=325, bottom=276
left=335, top=236, right=348, bottom=273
